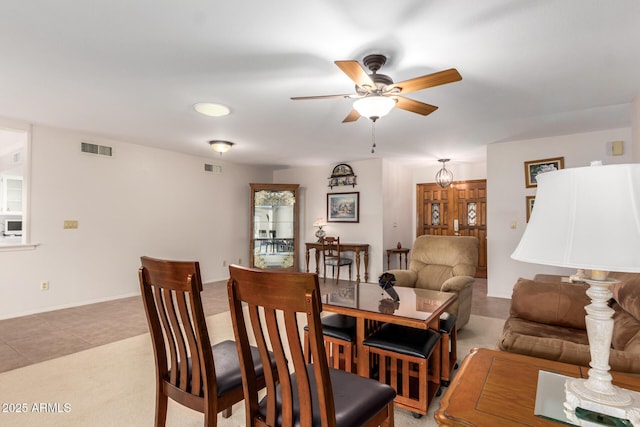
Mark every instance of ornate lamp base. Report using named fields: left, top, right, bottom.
left=315, top=226, right=326, bottom=243
left=562, top=274, right=640, bottom=426
left=564, top=379, right=640, bottom=426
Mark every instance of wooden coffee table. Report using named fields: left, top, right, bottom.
left=435, top=348, right=640, bottom=426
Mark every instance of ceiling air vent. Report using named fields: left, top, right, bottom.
left=81, top=142, right=113, bottom=157
left=204, top=163, right=222, bottom=174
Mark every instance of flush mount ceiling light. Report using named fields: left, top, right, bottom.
left=209, top=140, right=234, bottom=154
left=353, top=96, right=397, bottom=122
left=435, top=159, right=454, bottom=188
left=194, top=103, right=230, bottom=117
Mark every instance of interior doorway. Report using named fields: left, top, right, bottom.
left=416, top=180, right=487, bottom=278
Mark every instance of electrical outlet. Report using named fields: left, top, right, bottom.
left=40, top=281, right=49, bottom=291
left=238, top=258, right=242, bottom=265
left=222, top=260, right=227, bottom=267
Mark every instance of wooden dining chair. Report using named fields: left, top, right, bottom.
left=321, top=236, right=352, bottom=283
left=227, top=265, right=396, bottom=427
left=138, top=256, right=270, bottom=427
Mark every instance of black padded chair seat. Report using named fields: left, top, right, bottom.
left=259, top=365, right=396, bottom=427
left=363, top=323, right=440, bottom=359
left=171, top=340, right=273, bottom=397
left=304, top=314, right=356, bottom=342
left=439, top=312, right=457, bottom=334
left=214, top=340, right=272, bottom=396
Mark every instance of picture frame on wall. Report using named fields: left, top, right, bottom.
left=327, top=192, right=359, bottom=223
left=526, top=195, right=535, bottom=222
left=524, top=157, right=564, bottom=188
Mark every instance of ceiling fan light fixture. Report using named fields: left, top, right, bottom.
left=194, top=103, right=230, bottom=117
left=209, top=140, right=234, bottom=154
left=353, top=96, right=396, bottom=121
left=436, top=158, right=454, bottom=188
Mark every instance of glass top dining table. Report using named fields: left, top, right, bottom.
left=319, top=281, right=457, bottom=377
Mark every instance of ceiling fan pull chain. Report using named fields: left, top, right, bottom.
left=371, top=121, right=376, bottom=154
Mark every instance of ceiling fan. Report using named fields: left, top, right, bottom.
left=291, top=54, right=462, bottom=123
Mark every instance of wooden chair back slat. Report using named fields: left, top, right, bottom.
left=321, top=236, right=341, bottom=259
left=176, top=289, right=203, bottom=394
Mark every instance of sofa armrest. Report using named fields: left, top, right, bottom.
left=386, top=269, right=417, bottom=288
left=441, top=275, right=474, bottom=293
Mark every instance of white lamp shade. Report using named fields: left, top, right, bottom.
left=511, top=163, right=640, bottom=272
left=313, top=218, right=326, bottom=227
left=353, top=96, right=396, bottom=119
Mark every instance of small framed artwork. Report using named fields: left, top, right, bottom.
left=524, top=157, right=564, bottom=188
left=526, top=196, right=535, bottom=222
left=327, top=192, right=359, bottom=223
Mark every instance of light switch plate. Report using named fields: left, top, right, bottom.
left=612, top=140, right=624, bottom=156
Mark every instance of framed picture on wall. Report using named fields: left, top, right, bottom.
left=524, top=157, right=564, bottom=188
left=327, top=192, right=359, bottom=223
left=526, top=195, right=535, bottom=222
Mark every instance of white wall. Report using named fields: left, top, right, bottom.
left=633, top=96, right=640, bottom=163
left=0, top=124, right=274, bottom=319
left=486, top=127, right=633, bottom=299
left=275, top=158, right=391, bottom=282
left=382, top=159, right=413, bottom=269
left=5, top=120, right=634, bottom=318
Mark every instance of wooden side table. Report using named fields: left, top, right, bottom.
left=435, top=348, right=640, bottom=426
left=386, top=248, right=409, bottom=270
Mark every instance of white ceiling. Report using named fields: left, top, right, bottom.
left=1, top=1, right=639, bottom=168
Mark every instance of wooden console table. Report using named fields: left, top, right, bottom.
left=305, top=242, right=369, bottom=282
left=435, top=348, right=640, bottom=426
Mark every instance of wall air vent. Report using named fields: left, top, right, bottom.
left=204, top=163, right=222, bottom=174
left=81, top=142, right=113, bottom=157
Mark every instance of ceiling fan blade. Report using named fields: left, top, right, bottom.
left=291, top=94, right=353, bottom=100
left=342, top=109, right=361, bottom=123
left=335, top=60, right=375, bottom=90
left=392, top=68, right=462, bottom=94
left=395, top=97, right=438, bottom=116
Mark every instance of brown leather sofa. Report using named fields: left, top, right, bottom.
left=499, top=272, right=640, bottom=374
left=386, top=235, right=479, bottom=330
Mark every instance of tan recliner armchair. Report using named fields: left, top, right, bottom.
left=386, top=235, right=479, bottom=330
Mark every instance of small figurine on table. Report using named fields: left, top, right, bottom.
left=378, top=272, right=400, bottom=302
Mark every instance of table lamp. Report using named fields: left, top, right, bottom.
left=313, top=218, right=326, bottom=243
left=511, top=162, right=640, bottom=425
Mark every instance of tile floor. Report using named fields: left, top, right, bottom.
left=0, top=278, right=509, bottom=373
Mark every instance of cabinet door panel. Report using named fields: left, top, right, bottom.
left=250, top=183, right=299, bottom=270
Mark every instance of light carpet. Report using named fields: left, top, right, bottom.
left=0, top=312, right=504, bottom=427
